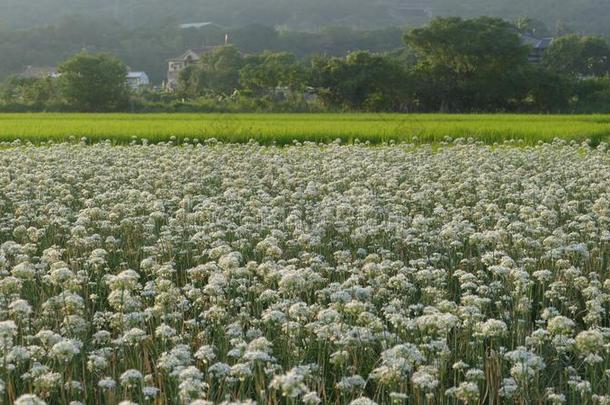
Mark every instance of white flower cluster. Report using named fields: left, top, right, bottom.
left=0, top=140, right=609, bottom=404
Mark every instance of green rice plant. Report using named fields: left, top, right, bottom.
left=1, top=113, right=610, bottom=145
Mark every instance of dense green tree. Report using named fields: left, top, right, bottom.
left=404, top=17, right=530, bottom=111
left=1, top=75, right=65, bottom=111
left=240, top=52, right=305, bottom=97
left=572, top=77, right=610, bottom=113
left=519, top=67, right=572, bottom=113
left=58, top=52, right=129, bottom=112
left=543, top=35, right=610, bottom=77
left=405, top=17, right=528, bottom=76
left=311, top=51, right=410, bottom=112
left=178, top=45, right=244, bottom=97
left=18, top=77, right=61, bottom=107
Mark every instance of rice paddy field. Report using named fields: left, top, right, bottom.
left=2, top=113, right=610, bottom=145
left=2, top=114, right=610, bottom=405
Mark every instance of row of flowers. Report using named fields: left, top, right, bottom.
left=0, top=140, right=609, bottom=404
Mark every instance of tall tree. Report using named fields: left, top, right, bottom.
left=311, top=51, right=410, bottom=112
left=58, top=51, right=129, bottom=112
left=404, top=17, right=530, bottom=111
left=543, top=35, right=610, bottom=78
left=240, top=52, right=305, bottom=97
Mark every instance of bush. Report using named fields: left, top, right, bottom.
left=571, top=77, right=610, bottom=113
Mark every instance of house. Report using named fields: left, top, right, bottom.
left=20, top=66, right=60, bottom=79
left=127, top=71, right=150, bottom=91
left=522, top=34, right=554, bottom=64
left=165, top=47, right=217, bottom=91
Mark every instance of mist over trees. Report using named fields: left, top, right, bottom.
left=1, top=0, right=609, bottom=83
left=2, top=0, right=425, bottom=29
left=1, top=0, right=608, bottom=84
left=0, top=19, right=404, bottom=82
left=2, top=0, right=609, bottom=36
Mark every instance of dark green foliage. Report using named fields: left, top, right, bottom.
left=311, top=52, right=411, bottom=112
left=178, top=45, right=244, bottom=97
left=240, top=52, right=305, bottom=95
left=572, top=77, right=610, bottom=113
left=58, top=52, right=129, bottom=112
left=405, top=17, right=530, bottom=112
left=179, top=48, right=309, bottom=107
left=517, top=66, right=573, bottom=113
left=543, top=34, right=610, bottom=77
left=0, top=19, right=405, bottom=83
left=0, top=76, right=62, bottom=109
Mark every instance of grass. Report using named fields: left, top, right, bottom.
left=1, top=113, right=610, bottom=145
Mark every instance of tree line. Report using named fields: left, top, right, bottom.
left=3, top=17, right=610, bottom=114
left=0, top=12, right=601, bottom=84
left=0, top=17, right=404, bottom=82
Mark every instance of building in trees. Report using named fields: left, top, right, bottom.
left=522, top=34, right=554, bottom=64
left=166, top=47, right=217, bottom=91
left=127, top=71, right=150, bottom=91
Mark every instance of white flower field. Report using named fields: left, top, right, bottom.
left=1, top=140, right=610, bottom=404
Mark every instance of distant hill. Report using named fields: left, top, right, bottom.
left=0, top=0, right=430, bottom=30
left=431, top=0, right=610, bottom=36
left=1, top=0, right=608, bottom=36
